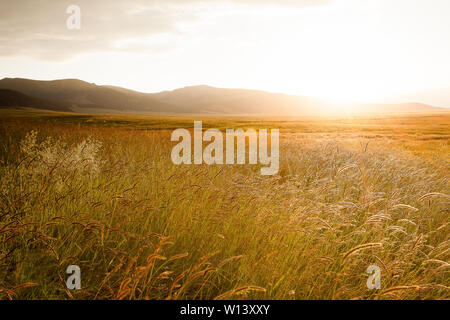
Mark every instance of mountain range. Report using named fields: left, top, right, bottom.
left=0, top=77, right=444, bottom=115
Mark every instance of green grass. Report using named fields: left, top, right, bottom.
left=0, top=109, right=449, bottom=300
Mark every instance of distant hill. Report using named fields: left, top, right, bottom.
left=148, top=85, right=443, bottom=115
left=149, top=85, right=323, bottom=115
left=0, top=78, right=444, bottom=115
left=0, top=88, right=72, bottom=112
left=0, top=78, right=180, bottom=113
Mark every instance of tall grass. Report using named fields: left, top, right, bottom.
left=0, top=113, right=448, bottom=300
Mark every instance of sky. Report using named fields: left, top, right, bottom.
left=0, top=0, right=449, bottom=107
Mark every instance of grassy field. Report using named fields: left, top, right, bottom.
left=0, top=109, right=449, bottom=300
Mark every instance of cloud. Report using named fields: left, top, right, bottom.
left=0, top=0, right=333, bottom=60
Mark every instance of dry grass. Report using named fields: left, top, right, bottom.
left=0, top=110, right=449, bottom=300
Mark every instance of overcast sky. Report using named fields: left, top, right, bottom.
left=0, top=0, right=449, bottom=107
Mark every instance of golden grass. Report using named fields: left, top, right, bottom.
left=0, top=110, right=448, bottom=300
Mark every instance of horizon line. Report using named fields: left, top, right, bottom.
left=2, top=76, right=449, bottom=109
